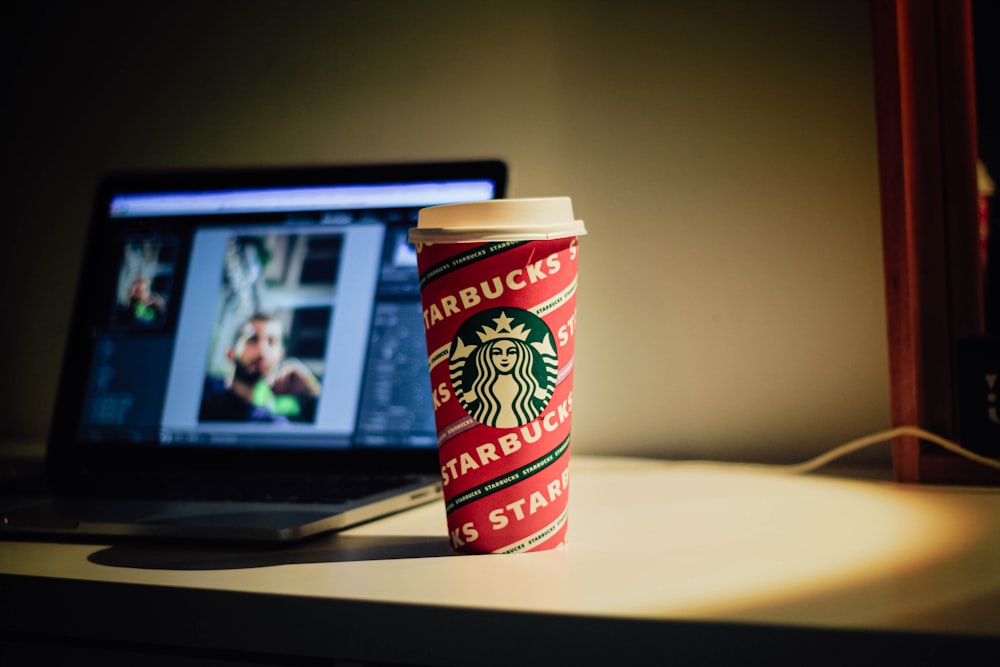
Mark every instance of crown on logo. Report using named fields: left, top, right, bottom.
left=476, top=311, right=531, bottom=343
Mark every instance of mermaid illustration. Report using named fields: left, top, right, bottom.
left=451, top=309, right=556, bottom=428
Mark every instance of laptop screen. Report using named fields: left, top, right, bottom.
left=52, top=162, right=506, bottom=459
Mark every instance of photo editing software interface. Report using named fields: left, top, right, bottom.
left=77, top=179, right=496, bottom=450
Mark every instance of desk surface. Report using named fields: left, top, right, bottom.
left=2, top=455, right=1000, bottom=664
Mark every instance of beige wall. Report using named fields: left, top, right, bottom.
left=0, top=0, right=889, bottom=463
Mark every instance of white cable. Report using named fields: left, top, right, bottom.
left=781, top=425, right=1000, bottom=475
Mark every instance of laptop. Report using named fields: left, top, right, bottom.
left=0, top=159, right=507, bottom=542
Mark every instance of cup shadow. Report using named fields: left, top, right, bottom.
left=86, top=534, right=455, bottom=571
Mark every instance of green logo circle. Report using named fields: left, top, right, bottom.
left=449, top=307, right=558, bottom=428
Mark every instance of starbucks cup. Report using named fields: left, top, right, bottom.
left=408, top=197, right=586, bottom=554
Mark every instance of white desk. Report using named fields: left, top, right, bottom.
left=2, top=455, right=999, bottom=665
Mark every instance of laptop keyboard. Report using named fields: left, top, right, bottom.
left=189, top=472, right=419, bottom=504
left=56, top=470, right=422, bottom=505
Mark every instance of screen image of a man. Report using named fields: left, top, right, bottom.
left=199, top=312, right=321, bottom=423
left=118, top=276, right=166, bottom=326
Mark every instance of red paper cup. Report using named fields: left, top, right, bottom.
left=409, top=198, right=586, bottom=554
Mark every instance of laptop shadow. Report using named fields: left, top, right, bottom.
left=87, top=534, right=455, bottom=571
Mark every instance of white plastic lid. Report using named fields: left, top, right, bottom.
left=408, top=197, right=587, bottom=243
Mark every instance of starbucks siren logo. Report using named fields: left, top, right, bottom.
left=450, top=307, right=558, bottom=428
